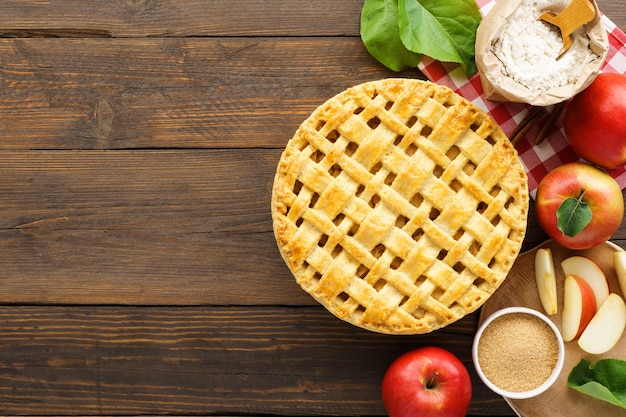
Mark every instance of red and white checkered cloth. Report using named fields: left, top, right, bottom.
left=418, top=0, right=626, bottom=198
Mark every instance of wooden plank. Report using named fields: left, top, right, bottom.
left=0, top=0, right=622, bottom=38
left=600, top=1, right=626, bottom=27
left=0, top=305, right=514, bottom=416
left=0, top=37, right=406, bottom=150
left=0, top=1, right=621, bottom=416
left=0, top=149, right=307, bottom=304
left=0, top=0, right=362, bottom=37
left=0, top=149, right=623, bottom=305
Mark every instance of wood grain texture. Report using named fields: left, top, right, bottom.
left=0, top=0, right=362, bottom=37
left=599, top=0, right=626, bottom=26
left=0, top=149, right=620, bottom=305
left=0, top=305, right=512, bottom=416
left=0, top=37, right=405, bottom=150
left=0, top=149, right=306, bottom=305
left=0, top=0, right=622, bottom=37
left=0, top=0, right=624, bottom=416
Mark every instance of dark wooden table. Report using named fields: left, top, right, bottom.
left=0, top=1, right=624, bottom=416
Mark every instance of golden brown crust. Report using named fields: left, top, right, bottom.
left=271, top=78, right=529, bottom=334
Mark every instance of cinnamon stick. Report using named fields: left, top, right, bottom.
left=510, top=107, right=542, bottom=146
left=534, top=102, right=566, bottom=144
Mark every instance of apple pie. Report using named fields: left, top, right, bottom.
left=271, top=78, right=529, bottom=334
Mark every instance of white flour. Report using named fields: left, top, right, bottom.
left=492, top=0, right=598, bottom=91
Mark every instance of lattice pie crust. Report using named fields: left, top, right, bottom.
left=272, top=79, right=529, bottom=334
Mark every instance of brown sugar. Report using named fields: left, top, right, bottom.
left=477, top=312, right=560, bottom=392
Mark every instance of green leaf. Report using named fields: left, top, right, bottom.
left=556, top=190, right=592, bottom=237
left=568, top=359, right=626, bottom=409
left=397, top=0, right=481, bottom=76
left=360, top=0, right=422, bottom=72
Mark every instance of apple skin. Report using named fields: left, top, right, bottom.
left=564, top=72, right=626, bottom=168
left=562, top=274, right=597, bottom=342
left=381, top=346, right=472, bottom=417
left=535, top=162, right=624, bottom=250
left=561, top=256, right=609, bottom=311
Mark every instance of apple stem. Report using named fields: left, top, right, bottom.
left=427, top=372, right=439, bottom=389
left=577, top=188, right=586, bottom=201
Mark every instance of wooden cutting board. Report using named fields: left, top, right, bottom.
left=479, top=240, right=626, bottom=417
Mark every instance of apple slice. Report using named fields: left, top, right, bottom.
left=613, top=251, right=626, bottom=297
left=578, top=293, right=626, bottom=354
left=535, top=248, right=558, bottom=315
left=561, top=255, right=609, bottom=310
left=562, top=274, right=597, bottom=342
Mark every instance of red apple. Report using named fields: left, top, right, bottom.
left=562, top=274, right=597, bottom=342
left=564, top=72, right=626, bottom=168
left=535, top=162, right=624, bottom=250
left=561, top=255, right=609, bottom=310
left=381, top=346, right=472, bottom=417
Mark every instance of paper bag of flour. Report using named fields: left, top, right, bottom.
left=475, top=0, right=608, bottom=106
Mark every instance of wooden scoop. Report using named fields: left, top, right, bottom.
left=538, top=0, right=596, bottom=55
